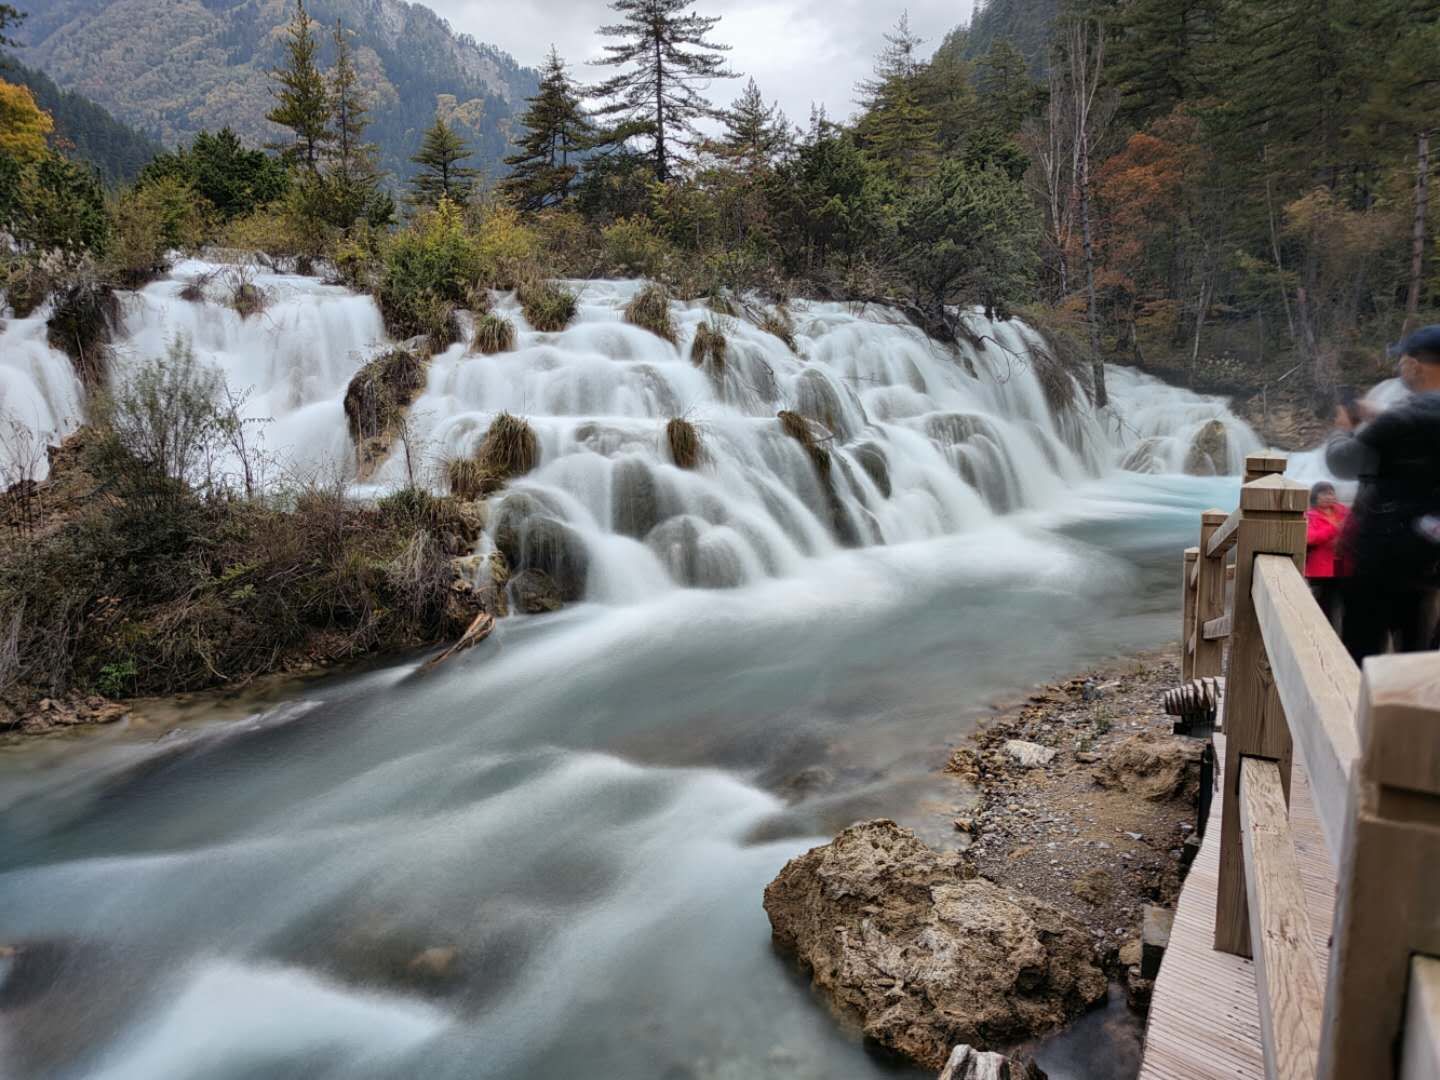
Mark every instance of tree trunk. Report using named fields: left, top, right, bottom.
left=653, top=36, right=666, bottom=182
left=1078, top=128, right=1107, bottom=408
left=1405, top=130, right=1431, bottom=335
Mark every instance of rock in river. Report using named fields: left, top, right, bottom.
left=762, top=819, right=1107, bottom=1070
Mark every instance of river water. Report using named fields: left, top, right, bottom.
left=0, top=265, right=1253, bottom=1078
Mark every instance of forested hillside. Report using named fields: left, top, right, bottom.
left=963, top=0, right=1058, bottom=75
left=14, top=0, right=538, bottom=180
left=0, top=55, right=161, bottom=184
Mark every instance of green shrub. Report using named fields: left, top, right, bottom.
left=624, top=282, right=676, bottom=343
left=516, top=278, right=577, bottom=332
left=602, top=215, right=672, bottom=277
left=474, top=203, right=541, bottom=287
left=377, top=198, right=478, bottom=346
left=471, top=312, right=516, bottom=354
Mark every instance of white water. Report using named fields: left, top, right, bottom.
left=0, top=262, right=1268, bottom=1080
left=0, top=304, right=84, bottom=480
left=7, top=261, right=1259, bottom=598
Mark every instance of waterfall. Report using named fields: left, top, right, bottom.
left=4, top=262, right=1260, bottom=598
left=0, top=304, right=84, bottom=481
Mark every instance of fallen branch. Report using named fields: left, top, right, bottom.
left=422, top=611, right=495, bottom=671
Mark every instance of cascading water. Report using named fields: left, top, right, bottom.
left=9, top=261, right=1259, bottom=601
left=0, top=304, right=84, bottom=480
left=1, top=260, right=1268, bottom=1080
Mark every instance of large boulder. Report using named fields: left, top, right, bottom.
left=939, top=1044, right=1047, bottom=1080
left=1183, top=419, right=1229, bottom=476
left=763, top=820, right=1106, bottom=1070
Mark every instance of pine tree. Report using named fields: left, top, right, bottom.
left=500, top=48, right=594, bottom=211
left=0, top=4, right=24, bottom=49
left=326, top=18, right=383, bottom=223
left=974, top=38, right=1036, bottom=134
left=410, top=115, right=479, bottom=206
left=718, top=78, right=788, bottom=172
left=267, top=0, right=331, bottom=173
left=855, top=15, right=940, bottom=185
left=1108, top=0, right=1221, bottom=124
left=591, top=0, right=736, bottom=182
left=920, top=29, right=980, bottom=154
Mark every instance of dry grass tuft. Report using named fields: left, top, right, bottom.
left=624, top=282, right=677, bottom=343
left=446, top=456, right=504, bottom=500
left=690, top=318, right=727, bottom=373
left=472, top=312, right=516, bottom=355
left=758, top=306, right=797, bottom=352
left=777, top=409, right=830, bottom=478
left=478, top=412, right=539, bottom=480
left=665, top=418, right=701, bottom=469
left=516, top=278, right=577, bottom=333
left=231, top=279, right=268, bottom=320
left=342, top=348, right=427, bottom=445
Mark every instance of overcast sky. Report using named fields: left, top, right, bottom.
left=426, top=0, right=979, bottom=128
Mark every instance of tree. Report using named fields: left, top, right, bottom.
left=591, top=0, right=736, bottom=182
left=500, top=48, right=594, bottom=210
left=15, top=155, right=110, bottom=257
left=920, top=29, right=980, bottom=154
left=718, top=78, right=788, bottom=172
left=974, top=39, right=1037, bottom=134
left=141, top=128, right=289, bottom=220
left=855, top=15, right=939, bottom=185
left=410, top=115, right=479, bottom=206
left=1108, top=0, right=1220, bottom=124
left=267, top=0, right=331, bottom=173
left=325, top=18, right=384, bottom=226
left=0, top=79, right=52, bottom=164
left=0, top=4, right=23, bottom=48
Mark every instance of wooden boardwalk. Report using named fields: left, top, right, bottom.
left=1139, top=731, right=1338, bottom=1079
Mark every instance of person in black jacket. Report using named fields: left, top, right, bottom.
left=1325, top=324, right=1440, bottom=662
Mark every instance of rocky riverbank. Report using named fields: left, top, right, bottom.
left=763, top=646, right=1200, bottom=1075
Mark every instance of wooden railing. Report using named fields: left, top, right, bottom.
left=1177, top=452, right=1440, bottom=1080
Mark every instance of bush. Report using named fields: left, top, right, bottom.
left=665, top=417, right=701, bottom=469
left=47, top=279, right=121, bottom=387
left=477, top=412, right=539, bottom=480
left=473, top=203, right=541, bottom=287
left=516, top=278, right=577, bottom=332
left=602, top=215, right=673, bottom=277
left=377, top=198, right=478, bottom=348
left=472, top=312, right=516, bottom=354
left=624, top=282, right=677, bottom=343
left=107, top=176, right=207, bottom=286
left=691, top=317, right=728, bottom=372
left=229, top=272, right=268, bottom=319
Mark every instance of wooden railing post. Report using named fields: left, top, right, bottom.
left=1245, top=453, right=1288, bottom=485
left=1183, top=547, right=1199, bottom=681
left=1318, top=653, right=1440, bottom=1079
left=1214, top=466, right=1308, bottom=956
left=1194, top=510, right=1228, bottom=679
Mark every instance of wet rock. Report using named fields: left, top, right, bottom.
left=1003, top=740, right=1056, bottom=768
left=1093, top=733, right=1202, bottom=802
left=1118, top=437, right=1165, bottom=475
left=762, top=820, right=1107, bottom=1070
left=613, top=458, right=662, bottom=540
left=945, top=748, right=982, bottom=783
left=10, top=694, right=129, bottom=735
left=780, top=765, right=835, bottom=802
left=508, top=569, right=564, bottom=614
left=407, top=946, right=457, bottom=980
left=938, top=1044, right=1047, bottom=1080
left=793, top=368, right=861, bottom=440
left=852, top=442, right=892, bottom=499
left=494, top=504, right=589, bottom=602
left=1182, top=419, right=1229, bottom=476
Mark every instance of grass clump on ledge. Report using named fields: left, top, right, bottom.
left=471, top=312, right=516, bottom=355
left=446, top=456, right=503, bottom=500
left=758, top=306, right=797, bottom=352
left=342, top=348, right=427, bottom=445
left=478, top=412, right=539, bottom=481
left=624, top=282, right=677, bottom=344
left=778, top=409, right=830, bottom=478
left=690, top=318, right=727, bottom=372
left=666, top=417, right=701, bottom=470
left=516, top=278, right=577, bottom=333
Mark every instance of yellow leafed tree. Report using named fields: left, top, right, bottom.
left=0, top=79, right=53, bottom=163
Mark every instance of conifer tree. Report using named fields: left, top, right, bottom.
left=591, top=0, right=736, bottom=182
left=855, top=15, right=940, bottom=185
left=974, top=39, right=1036, bottom=135
left=0, top=4, right=24, bottom=48
left=718, top=78, right=789, bottom=172
left=267, top=0, right=331, bottom=173
left=500, top=48, right=594, bottom=211
left=410, top=114, right=479, bottom=206
left=326, top=18, right=383, bottom=223
left=1108, top=0, right=1220, bottom=124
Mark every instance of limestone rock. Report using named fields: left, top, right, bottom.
left=1119, top=436, right=1165, bottom=475
left=1093, top=732, right=1202, bottom=802
left=509, top=569, right=563, bottom=614
left=1183, top=419, right=1229, bottom=476
left=762, top=819, right=1107, bottom=1070
left=1003, top=740, right=1056, bottom=768
left=938, top=1044, right=1047, bottom=1080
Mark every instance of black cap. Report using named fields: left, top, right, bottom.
left=1400, top=324, right=1440, bottom=362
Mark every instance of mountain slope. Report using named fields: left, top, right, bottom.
left=0, top=54, right=163, bottom=184
left=16, top=0, right=539, bottom=182
left=963, top=0, right=1059, bottom=76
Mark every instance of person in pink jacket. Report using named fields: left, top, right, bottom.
left=1305, top=481, right=1349, bottom=626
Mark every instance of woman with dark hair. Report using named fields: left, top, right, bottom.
left=1304, top=481, right=1349, bottom=625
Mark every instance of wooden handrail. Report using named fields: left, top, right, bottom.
left=1240, top=756, right=1324, bottom=1080
left=1206, top=505, right=1242, bottom=558
left=1401, top=956, right=1440, bottom=1080
left=1250, top=555, right=1360, bottom=859
left=1203, top=613, right=1232, bottom=641
left=1194, top=509, right=1229, bottom=680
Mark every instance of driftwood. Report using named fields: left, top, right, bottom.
left=422, top=611, right=495, bottom=671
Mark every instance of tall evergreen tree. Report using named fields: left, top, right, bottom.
left=326, top=18, right=383, bottom=223
left=410, top=114, right=479, bottom=206
left=920, top=29, right=981, bottom=154
left=718, top=78, right=789, bottom=172
left=974, top=38, right=1037, bottom=134
left=1108, top=0, right=1220, bottom=124
left=500, top=48, right=593, bottom=211
left=267, top=0, right=331, bottom=172
left=591, top=0, right=736, bottom=182
left=0, top=4, right=24, bottom=48
left=855, top=14, right=940, bottom=184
